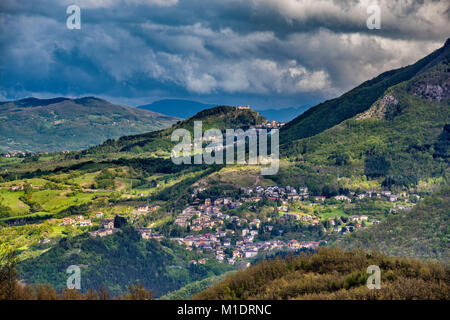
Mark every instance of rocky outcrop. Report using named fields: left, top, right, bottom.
left=412, top=78, right=450, bottom=102
left=356, top=94, right=399, bottom=120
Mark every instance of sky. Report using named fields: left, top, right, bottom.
left=0, top=0, right=449, bottom=109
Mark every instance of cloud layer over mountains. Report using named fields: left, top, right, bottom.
left=0, top=0, right=448, bottom=107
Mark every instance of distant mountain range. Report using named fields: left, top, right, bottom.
left=137, top=99, right=215, bottom=119
left=137, top=99, right=310, bottom=122
left=256, top=105, right=311, bottom=122
left=0, top=95, right=307, bottom=154
left=0, top=97, right=179, bottom=153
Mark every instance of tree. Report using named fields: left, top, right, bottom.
left=123, top=282, right=153, bottom=300
left=0, top=245, right=19, bottom=299
left=114, top=215, right=127, bottom=228
left=364, top=155, right=391, bottom=178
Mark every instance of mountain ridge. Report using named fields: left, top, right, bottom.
left=280, top=39, right=450, bottom=144
left=0, top=97, right=179, bottom=153
left=88, top=105, right=266, bottom=154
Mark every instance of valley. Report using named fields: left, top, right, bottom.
left=1, top=39, right=449, bottom=300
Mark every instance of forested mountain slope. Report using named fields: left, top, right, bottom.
left=280, top=39, right=450, bottom=187
left=194, top=247, right=450, bottom=300
left=340, top=187, right=449, bottom=263
left=280, top=39, right=450, bottom=144
left=0, top=97, right=178, bottom=153
left=88, top=106, right=266, bottom=155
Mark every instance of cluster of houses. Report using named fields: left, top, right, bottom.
left=1, top=151, right=57, bottom=158
left=50, top=181, right=418, bottom=264
left=326, top=215, right=380, bottom=234
left=281, top=211, right=321, bottom=225
left=61, top=215, right=93, bottom=227
left=169, top=185, right=413, bottom=262
left=2, top=151, right=26, bottom=158
left=9, top=185, right=26, bottom=191
left=136, top=204, right=161, bottom=215
left=174, top=205, right=226, bottom=231
left=88, top=218, right=121, bottom=237
left=168, top=231, right=321, bottom=265
left=336, top=190, right=420, bottom=203
left=59, top=212, right=128, bottom=238
left=8, top=183, right=41, bottom=192
left=135, top=228, right=164, bottom=241
left=166, top=191, right=325, bottom=264
left=251, top=121, right=287, bottom=130
left=241, top=185, right=309, bottom=201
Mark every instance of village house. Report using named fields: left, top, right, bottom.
left=389, top=195, right=399, bottom=202
left=89, top=228, right=120, bottom=238
left=228, top=202, right=242, bottom=209
left=138, top=204, right=161, bottom=213
left=100, top=218, right=114, bottom=229
left=215, top=254, right=224, bottom=262
left=9, top=185, right=24, bottom=192
left=288, top=194, right=301, bottom=200
left=137, top=228, right=152, bottom=239
left=148, top=233, right=164, bottom=241
left=79, top=220, right=92, bottom=227
left=89, top=229, right=111, bottom=237
left=244, top=247, right=258, bottom=258
left=191, top=225, right=202, bottom=231
left=334, top=195, right=351, bottom=202
left=62, top=218, right=75, bottom=225
left=138, top=205, right=149, bottom=212
left=249, top=219, right=261, bottom=228
left=284, top=212, right=300, bottom=220
left=255, top=186, right=264, bottom=193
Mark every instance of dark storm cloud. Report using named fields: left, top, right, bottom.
left=0, top=0, right=448, bottom=108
